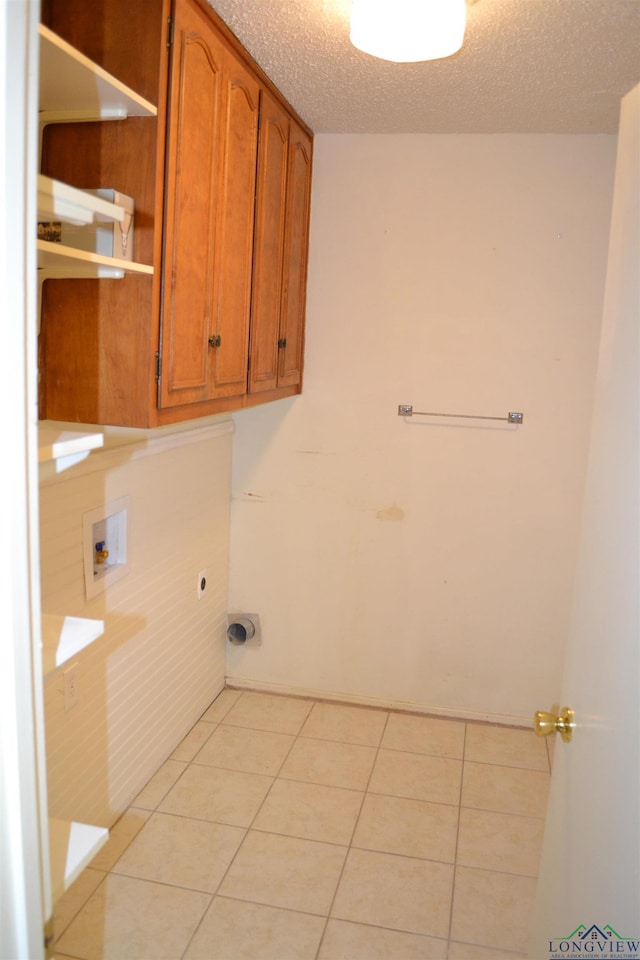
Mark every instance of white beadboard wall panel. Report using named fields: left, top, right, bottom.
left=41, top=420, right=232, bottom=827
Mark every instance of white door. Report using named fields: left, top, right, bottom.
left=530, top=85, right=640, bottom=959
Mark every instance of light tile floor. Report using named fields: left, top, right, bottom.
left=53, top=689, right=551, bottom=960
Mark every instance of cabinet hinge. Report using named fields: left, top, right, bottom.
left=167, top=16, right=174, bottom=48
left=155, top=351, right=161, bottom=381
left=44, top=918, right=55, bottom=958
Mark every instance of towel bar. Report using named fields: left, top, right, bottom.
left=398, top=405, right=524, bottom=424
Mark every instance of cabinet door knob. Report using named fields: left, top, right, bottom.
left=277, top=338, right=287, bottom=349
left=208, top=334, right=221, bottom=348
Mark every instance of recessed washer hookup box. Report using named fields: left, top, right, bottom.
left=62, top=189, right=135, bottom=261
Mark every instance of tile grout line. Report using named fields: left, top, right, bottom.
left=55, top=689, right=266, bottom=958
left=153, top=689, right=244, bottom=960
left=54, top=756, right=187, bottom=952
left=175, top=688, right=298, bottom=960
left=147, top=689, right=235, bottom=960
left=445, top=719, right=468, bottom=958
left=312, top=706, right=393, bottom=960
left=178, top=691, right=319, bottom=959
left=52, top=869, right=110, bottom=955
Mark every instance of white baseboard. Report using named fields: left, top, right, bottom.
left=224, top=676, right=533, bottom=729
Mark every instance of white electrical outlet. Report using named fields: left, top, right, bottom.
left=63, top=663, right=79, bottom=711
left=197, top=569, right=207, bottom=600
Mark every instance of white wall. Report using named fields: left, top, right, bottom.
left=228, top=134, right=616, bottom=724
left=41, top=419, right=232, bottom=827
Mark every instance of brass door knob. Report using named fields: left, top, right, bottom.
left=533, top=706, right=575, bottom=743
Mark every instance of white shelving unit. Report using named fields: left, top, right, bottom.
left=38, top=173, right=126, bottom=226
left=49, top=819, right=109, bottom=903
left=41, top=614, right=104, bottom=678
left=38, top=420, right=108, bottom=894
left=38, top=239, right=154, bottom=278
left=36, top=15, right=159, bottom=919
left=37, top=173, right=154, bottom=278
left=38, top=27, right=155, bottom=282
left=38, top=421, right=104, bottom=471
left=39, top=23, right=157, bottom=123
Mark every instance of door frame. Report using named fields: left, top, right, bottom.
left=0, top=1, right=49, bottom=957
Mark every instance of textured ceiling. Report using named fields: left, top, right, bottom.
left=207, top=0, right=640, bottom=133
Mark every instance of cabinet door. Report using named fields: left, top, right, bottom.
left=159, top=0, right=259, bottom=409
left=278, top=122, right=312, bottom=389
left=160, top=0, right=223, bottom=408
left=209, top=50, right=260, bottom=398
left=249, top=91, right=290, bottom=394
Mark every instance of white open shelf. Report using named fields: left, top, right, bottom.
left=49, top=818, right=109, bottom=903
left=41, top=614, right=104, bottom=679
left=39, top=23, right=157, bottom=123
left=37, top=239, right=154, bottom=278
left=38, top=174, right=126, bottom=226
left=38, top=422, right=104, bottom=465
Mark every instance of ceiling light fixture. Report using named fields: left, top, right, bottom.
left=350, top=0, right=467, bottom=63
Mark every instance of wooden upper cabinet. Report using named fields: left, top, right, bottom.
left=160, top=0, right=259, bottom=408
left=38, top=0, right=311, bottom=427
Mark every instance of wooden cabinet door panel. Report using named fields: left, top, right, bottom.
left=209, top=52, right=259, bottom=398
left=248, top=92, right=289, bottom=394
left=159, top=0, right=223, bottom=408
left=278, top=122, right=312, bottom=389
